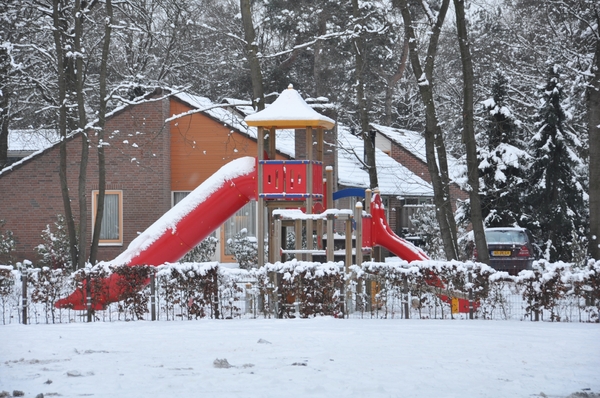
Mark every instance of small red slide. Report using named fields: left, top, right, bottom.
left=368, top=193, right=429, bottom=262
left=56, top=157, right=258, bottom=309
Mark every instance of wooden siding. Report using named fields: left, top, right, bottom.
left=170, top=99, right=286, bottom=191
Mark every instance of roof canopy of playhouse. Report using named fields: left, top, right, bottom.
left=244, top=85, right=335, bottom=130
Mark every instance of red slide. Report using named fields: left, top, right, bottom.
left=56, top=157, right=258, bottom=310
left=367, top=193, right=474, bottom=313
left=367, top=193, right=429, bottom=262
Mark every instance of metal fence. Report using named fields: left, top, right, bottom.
left=1, top=263, right=597, bottom=325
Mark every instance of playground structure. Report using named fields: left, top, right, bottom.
left=56, top=85, right=471, bottom=314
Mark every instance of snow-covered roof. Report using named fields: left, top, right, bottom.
left=371, top=123, right=466, bottom=184
left=8, top=129, right=60, bottom=152
left=0, top=130, right=62, bottom=177
left=174, top=92, right=295, bottom=158
left=244, top=85, right=335, bottom=130
left=337, top=126, right=433, bottom=197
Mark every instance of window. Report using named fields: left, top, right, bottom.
left=92, top=190, right=123, bottom=245
left=224, top=201, right=257, bottom=256
left=399, top=197, right=433, bottom=235
left=172, top=191, right=191, bottom=207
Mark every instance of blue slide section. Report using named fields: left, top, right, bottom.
left=332, top=187, right=365, bottom=201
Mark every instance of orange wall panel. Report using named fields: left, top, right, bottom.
left=169, top=99, right=285, bottom=192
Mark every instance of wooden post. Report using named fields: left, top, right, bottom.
left=268, top=127, right=276, bottom=160
left=326, top=166, right=334, bottom=210
left=355, top=202, right=364, bottom=313
left=345, top=217, right=353, bottom=315
left=21, top=270, right=27, bottom=325
left=257, top=127, right=265, bottom=268
left=326, top=213, right=335, bottom=262
left=355, top=202, right=363, bottom=268
left=274, top=214, right=282, bottom=263
left=295, top=219, right=303, bottom=261
left=316, top=127, right=324, bottom=162
left=365, top=189, right=372, bottom=214
left=151, top=272, right=156, bottom=321
left=306, top=127, right=314, bottom=262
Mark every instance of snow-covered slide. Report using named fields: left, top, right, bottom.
left=55, top=157, right=258, bottom=310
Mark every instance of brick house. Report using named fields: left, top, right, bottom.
left=372, top=123, right=468, bottom=236
left=1, top=89, right=466, bottom=265
left=0, top=91, right=289, bottom=265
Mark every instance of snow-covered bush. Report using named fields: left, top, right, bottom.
left=112, top=265, right=153, bottom=321
left=180, top=235, right=218, bottom=263
left=30, top=267, right=70, bottom=324
left=0, top=220, right=16, bottom=265
left=253, top=261, right=344, bottom=318
left=156, top=262, right=221, bottom=320
left=0, top=265, right=15, bottom=324
left=68, top=265, right=110, bottom=313
left=227, top=229, right=258, bottom=270
left=36, top=215, right=73, bottom=271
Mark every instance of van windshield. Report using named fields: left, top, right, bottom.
left=485, top=230, right=527, bottom=244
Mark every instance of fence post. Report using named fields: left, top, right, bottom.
left=21, top=270, right=27, bottom=325
left=468, top=272, right=474, bottom=320
left=345, top=216, right=353, bottom=317
left=150, top=272, right=156, bottom=321
left=86, top=274, right=92, bottom=323
left=403, top=273, right=409, bottom=319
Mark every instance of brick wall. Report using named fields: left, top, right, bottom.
left=0, top=98, right=171, bottom=264
left=390, top=143, right=430, bottom=182
left=389, top=141, right=468, bottom=210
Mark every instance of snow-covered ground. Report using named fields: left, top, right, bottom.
left=1, top=318, right=598, bottom=398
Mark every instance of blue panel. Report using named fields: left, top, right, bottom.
left=333, top=187, right=366, bottom=200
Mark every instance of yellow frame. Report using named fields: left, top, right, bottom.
left=92, top=190, right=123, bottom=246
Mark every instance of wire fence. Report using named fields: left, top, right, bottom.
left=1, top=259, right=598, bottom=325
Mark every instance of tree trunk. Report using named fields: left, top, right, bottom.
left=352, top=0, right=378, bottom=189
left=74, top=0, right=89, bottom=269
left=398, top=0, right=459, bottom=260
left=0, top=88, right=8, bottom=170
left=240, top=0, right=265, bottom=111
left=0, top=43, right=9, bottom=169
left=453, top=0, right=489, bottom=263
left=588, top=29, right=600, bottom=260
left=52, top=0, right=78, bottom=268
left=89, top=0, right=113, bottom=265
left=384, top=36, right=409, bottom=126
left=313, top=10, right=327, bottom=97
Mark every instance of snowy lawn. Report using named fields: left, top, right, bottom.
left=1, top=318, right=598, bottom=398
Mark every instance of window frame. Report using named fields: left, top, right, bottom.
left=92, top=190, right=124, bottom=246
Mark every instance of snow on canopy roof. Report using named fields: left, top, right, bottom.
left=371, top=123, right=466, bottom=185
left=337, top=126, right=433, bottom=197
left=173, top=92, right=295, bottom=158
left=244, top=85, right=335, bottom=130
left=8, top=129, right=60, bottom=152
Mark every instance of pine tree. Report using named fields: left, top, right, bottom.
left=478, top=71, right=528, bottom=227
left=526, top=65, right=587, bottom=262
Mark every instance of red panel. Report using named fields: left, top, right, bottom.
left=312, top=163, right=323, bottom=195
left=262, top=161, right=323, bottom=197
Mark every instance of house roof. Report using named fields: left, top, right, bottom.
left=337, top=126, right=433, bottom=197
left=244, top=85, right=335, bottom=130
left=371, top=123, right=466, bottom=185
